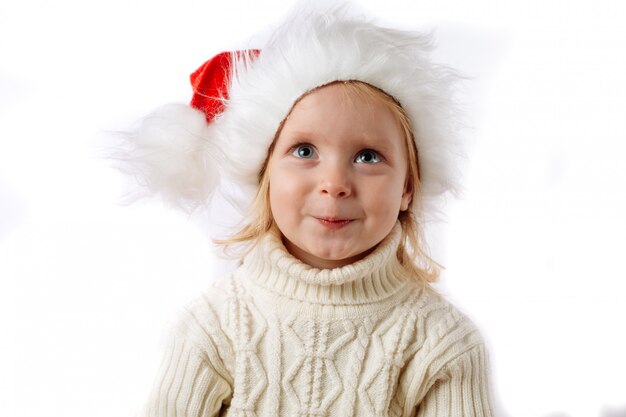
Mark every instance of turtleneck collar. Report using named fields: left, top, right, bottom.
left=236, top=222, right=410, bottom=305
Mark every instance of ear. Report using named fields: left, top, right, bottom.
left=400, top=178, right=413, bottom=211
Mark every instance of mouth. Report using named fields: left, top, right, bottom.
left=314, top=217, right=353, bottom=229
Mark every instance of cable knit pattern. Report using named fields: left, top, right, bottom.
left=139, top=223, right=494, bottom=416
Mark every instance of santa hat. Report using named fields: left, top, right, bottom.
left=117, top=2, right=465, bottom=224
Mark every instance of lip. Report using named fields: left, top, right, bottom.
left=314, top=217, right=353, bottom=230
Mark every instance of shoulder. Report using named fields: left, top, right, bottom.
left=406, top=282, right=487, bottom=361
left=170, top=274, right=233, bottom=332
left=163, top=274, right=237, bottom=378
left=400, top=284, right=493, bottom=405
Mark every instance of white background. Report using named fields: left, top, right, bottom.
left=1, top=1, right=625, bottom=416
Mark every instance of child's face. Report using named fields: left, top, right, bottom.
left=268, top=84, right=412, bottom=269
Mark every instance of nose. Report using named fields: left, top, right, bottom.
left=318, top=163, right=352, bottom=198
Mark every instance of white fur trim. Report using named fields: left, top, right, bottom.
left=216, top=3, right=465, bottom=220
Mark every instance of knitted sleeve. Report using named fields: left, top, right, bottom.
left=139, top=333, right=232, bottom=417
left=415, top=343, right=494, bottom=417
left=139, top=297, right=234, bottom=417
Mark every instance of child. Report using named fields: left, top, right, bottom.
left=123, top=3, right=495, bottom=416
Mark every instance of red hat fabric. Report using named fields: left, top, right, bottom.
left=190, top=50, right=261, bottom=123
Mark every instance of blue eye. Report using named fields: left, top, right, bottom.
left=355, top=149, right=382, bottom=164
left=292, top=144, right=317, bottom=159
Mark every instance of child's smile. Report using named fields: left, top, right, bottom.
left=268, top=83, right=412, bottom=269
left=314, top=217, right=353, bottom=230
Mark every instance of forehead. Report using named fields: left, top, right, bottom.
left=278, top=83, right=404, bottom=149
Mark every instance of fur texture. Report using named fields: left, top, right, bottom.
left=119, top=2, right=465, bottom=222
left=112, top=104, right=222, bottom=212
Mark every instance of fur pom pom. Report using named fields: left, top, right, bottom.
left=110, top=104, right=221, bottom=213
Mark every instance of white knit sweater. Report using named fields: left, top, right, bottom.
left=139, top=223, right=494, bottom=416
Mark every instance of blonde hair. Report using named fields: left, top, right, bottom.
left=216, top=81, right=441, bottom=285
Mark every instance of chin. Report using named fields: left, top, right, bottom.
left=310, top=243, right=354, bottom=260
left=319, top=247, right=369, bottom=263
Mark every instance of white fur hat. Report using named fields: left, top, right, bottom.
left=118, top=2, right=465, bottom=223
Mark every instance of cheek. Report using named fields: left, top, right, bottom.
left=362, top=176, right=406, bottom=213
left=268, top=169, right=304, bottom=222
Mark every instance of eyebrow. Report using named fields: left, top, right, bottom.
left=284, top=130, right=398, bottom=150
